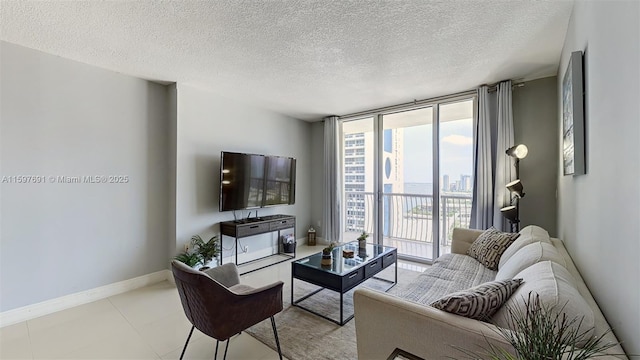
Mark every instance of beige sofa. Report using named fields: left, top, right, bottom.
left=354, top=225, right=627, bottom=359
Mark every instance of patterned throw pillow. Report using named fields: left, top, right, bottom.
left=430, top=279, right=524, bottom=320
left=467, top=227, right=520, bottom=270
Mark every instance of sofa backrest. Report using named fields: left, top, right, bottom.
left=496, top=241, right=566, bottom=280
left=498, top=225, right=551, bottom=268
left=492, top=260, right=596, bottom=346
left=493, top=234, right=627, bottom=358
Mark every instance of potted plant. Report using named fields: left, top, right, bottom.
left=357, top=231, right=369, bottom=248
left=321, top=242, right=336, bottom=266
left=191, top=235, right=220, bottom=271
left=174, top=251, right=200, bottom=268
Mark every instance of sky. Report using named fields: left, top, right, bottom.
left=402, top=119, right=473, bottom=184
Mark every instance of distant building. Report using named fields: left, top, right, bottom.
left=442, top=174, right=450, bottom=192
left=460, top=175, right=471, bottom=192
left=342, top=124, right=404, bottom=235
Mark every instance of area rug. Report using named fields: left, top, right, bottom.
left=245, top=266, right=421, bottom=360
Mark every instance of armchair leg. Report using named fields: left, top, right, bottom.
left=215, top=340, right=219, bottom=359
left=223, top=339, right=229, bottom=360
left=270, top=316, right=283, bottom=360
left=180, top=325, right=195, bottom=360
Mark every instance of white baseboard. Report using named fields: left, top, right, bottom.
left=0, top=270, right=170, bottom=328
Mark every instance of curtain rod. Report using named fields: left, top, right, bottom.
left=487, top=82, right=525, bottom=93
left=339, top=81, right=525, bottom=120
left=339, top=89, right=477, bottom=120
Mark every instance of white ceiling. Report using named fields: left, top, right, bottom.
left=0, top=1, right=573, bottom=121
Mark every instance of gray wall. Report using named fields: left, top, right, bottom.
left=0, top=42, right=172, bottom=311
left=174, top=84, right=312, bottom=263
left=512, top=77, right=558, bottom=236
left=557, top=1, right=639, bottom=356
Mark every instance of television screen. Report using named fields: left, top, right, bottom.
left=265, top=156, right=296, bottom=206
left=219, top=152, right=265, bottom=211
left=219, top=151, right=296, bottom=212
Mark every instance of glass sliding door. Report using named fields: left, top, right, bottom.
left=381, top=107, right=435, bottom=261
left=341, top=117, right=377, bottom=243
left=438, top=99, right=475, bottom=255
left=340, top=95, right=476, bottom=263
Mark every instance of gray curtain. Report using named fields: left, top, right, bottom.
left=322, top=116, right=341, bottom=243
left=470, top=85, right=494, bottom=229
left=470, top=80, right=515, bottom=231
left=493, top=80, right=515, bottom=232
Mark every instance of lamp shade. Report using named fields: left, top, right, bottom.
left=506, top=179, right=525, bottom=198
left=506, top=144, right=528, bottom=159
left=500, top=205, right=518, bottom=222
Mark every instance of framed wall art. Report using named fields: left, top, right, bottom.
left=562, top=50, right=586, bottom=176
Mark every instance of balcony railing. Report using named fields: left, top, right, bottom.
left=344, top=191, right=472, bottom=247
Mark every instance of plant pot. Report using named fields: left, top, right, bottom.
left=358, top=240, right=366, bottom=249
left=321, top=254, right=332, bottom=267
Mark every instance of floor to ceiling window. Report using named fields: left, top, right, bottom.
left=340, top=96, right=475, bottom=263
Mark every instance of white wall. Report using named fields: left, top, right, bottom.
left=0, top=42, right=172, bottom=311
left=557, top=1, right=639, bottom=355
left=175, top=84, right=312, bottom=263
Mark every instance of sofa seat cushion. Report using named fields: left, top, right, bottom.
left=499, top=225, right=551, bottom=268
left=394, top=254, right=497, bottom=306
left=430, top=279, right=524, bottom=320
left=467, top=227, right=520, bottom=270
left=492, top=261, right=595, bottom=343
left=496, top=242, right=566, bottom=281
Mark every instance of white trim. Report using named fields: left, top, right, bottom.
left=0, top=270, right=170, bottom=328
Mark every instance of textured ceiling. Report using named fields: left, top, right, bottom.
left=1, top=1, right=573, bottom=121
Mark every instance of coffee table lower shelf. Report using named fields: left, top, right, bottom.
left=291, top=275, right=396, bottom=326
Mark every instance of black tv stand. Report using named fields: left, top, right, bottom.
left=220, top=214, right=296, bottom=275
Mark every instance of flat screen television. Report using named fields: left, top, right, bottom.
left=219, top=151, right=296, bottom=211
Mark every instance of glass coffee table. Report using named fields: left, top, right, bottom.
left=291, top=242, right=397, bottom=325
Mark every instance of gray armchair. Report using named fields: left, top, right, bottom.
left=171, top=261, right=284, bottom=359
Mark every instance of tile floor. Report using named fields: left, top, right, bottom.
left=0, top=245, right=428, bottom=360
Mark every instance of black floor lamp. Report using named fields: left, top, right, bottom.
left=501, top=144, right=528, bottom=232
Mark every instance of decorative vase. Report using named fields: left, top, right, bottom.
left=321, top=254, right=332, bottom=267
left=358, top=239, right=366, bottom=249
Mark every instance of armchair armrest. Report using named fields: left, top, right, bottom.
left=451, top=228, right=484, bottom=254
left=227, top=281, right=284, bottom=331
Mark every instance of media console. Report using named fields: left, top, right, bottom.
left=220, top=214, right=296, bottom=274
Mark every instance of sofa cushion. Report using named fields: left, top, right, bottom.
left=498, top=225, right=551, bottom=269
left=466, top=227, right=520, bottom=270
left=430, top=279, right=523, bottom=320
left=394, top=253, right=497, bottom=306
left=495, top=242, right=566, bottom=281
left=492, top=261, right=595, bottom=343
